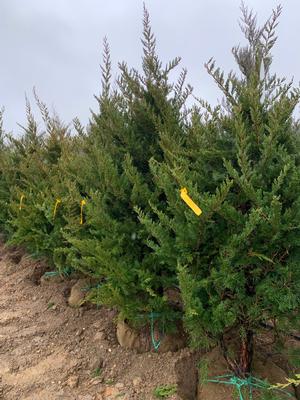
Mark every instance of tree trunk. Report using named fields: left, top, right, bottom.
left=220, top=329, right=254, bottom=378
left=239, top=330, right=254, bottom=376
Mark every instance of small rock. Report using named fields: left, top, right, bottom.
left=90, top=377, right=102, bottom=386
left=68, top=278, right=91, bottom=307
left=90, top=356, right=104, bottom=371
left=102, top=386, right=120, bottom=397
left=94, top=331, right=105, bottom=342
left=115, top=382, right=124, bottom=389
left=77, top=308, right=85, bottom=317
left=66, top=375, right=79, bottom=388
left=93, top=321, right=105, bottom=330
left=78, top=395, right=93, bottom=400
left=132, top=377, right=142, bottom=386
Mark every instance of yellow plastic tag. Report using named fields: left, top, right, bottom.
left=80, top=199, right=86, bottom=225
left=53, top=198, right=62, bottom=218
left=19, top=194, right=25, bottom=211
left=180, top=188, right=202, bottom=216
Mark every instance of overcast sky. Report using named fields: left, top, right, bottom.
left=0, top=0, right=299, bottom=134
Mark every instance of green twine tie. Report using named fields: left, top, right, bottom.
left=149, top=312, right=164, bottom=352
left=44, top=267, right=74, bottom=278
left=206, top=374, right=293, bottom=400
left=137, top=311, right=179, bottom=352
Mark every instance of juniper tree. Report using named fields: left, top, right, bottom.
left=56, top=7, right=192, bottom=327
left=138, top=5, right=300, bottom=376
left=7, top=96, right=73, bottom=262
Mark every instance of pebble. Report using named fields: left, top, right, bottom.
left=115, top=382, right=124, bottom=389
left=102, top=386, right=120, bottom=397
left=66, top=375, right=79, bottom=388
left=132, top=377, right=142, bottom=386
left=90, top=377, right=102, bottom=386
left=93, top=331, right=105, bottom=342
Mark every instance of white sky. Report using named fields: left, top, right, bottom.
left=1, top=0, right=299, bottom=134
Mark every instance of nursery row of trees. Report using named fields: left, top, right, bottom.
left=1, top=5, right=300, bottom=378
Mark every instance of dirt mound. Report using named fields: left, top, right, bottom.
left=116, top=320, right=187, bottom=353
left=0, top=243, right=195, bottom=399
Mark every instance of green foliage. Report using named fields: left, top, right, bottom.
left=137, top=4, right=300, bottom=375
left=287, top=348, right=300, bottom=369
left=47, top=302, right=56, bottom=309
left=91, top=367, right=102, bottom=378
left=153, top=384, right=177, bottom=398
left=1, top=96, right=74, bottom=264
left=198, top=358, right=209, bottom=387
left=53, top=6, right=192, bottom=328
left=0, top=4, right=300, bottom=382
left=257, top=391, right=281, bottom=400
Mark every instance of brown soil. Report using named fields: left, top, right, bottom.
left=0, top=242, right=197, bottom=400
left=197, top=347, right=297, bottom=399
left=2, top=240, right=298, bottom=400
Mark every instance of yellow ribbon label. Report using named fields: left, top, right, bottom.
left=80, top=199, right=86, bottom=225
left=180, top=188, right=202, bottom=216
left=53, top=198, right=62, bottom=218
left=19, top=194, right=25, bottom=211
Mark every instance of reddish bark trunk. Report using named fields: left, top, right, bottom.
left=221, top=330, right=254, bottom=378
left=239, top=330, right=253, bottom=376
